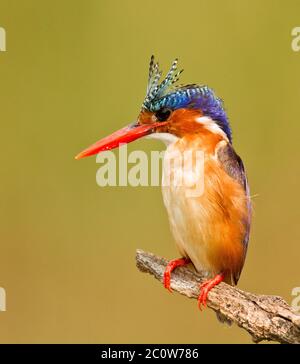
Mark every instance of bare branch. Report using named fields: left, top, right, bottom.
left=136, top=249, right=300, bottom=344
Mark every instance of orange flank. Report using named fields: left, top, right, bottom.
left=162, top=132, right=249, bottom=286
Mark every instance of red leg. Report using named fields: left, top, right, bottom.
left=163, top=258, right=190, bottom=292
left=198, top=273, right=224, bottom=310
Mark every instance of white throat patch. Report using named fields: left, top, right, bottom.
left=196, top=116, right=228, bottom=141
left=145, top=132, right=179, bottom=146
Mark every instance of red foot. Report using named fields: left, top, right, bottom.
left=163, top=258, right=190, bottom=292
left=198, top=273, right=224, bottom=310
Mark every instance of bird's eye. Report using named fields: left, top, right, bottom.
left=155, top=108, right=171, bottom=122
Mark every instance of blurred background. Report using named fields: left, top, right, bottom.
left=0, top=0, right=299, bottom=343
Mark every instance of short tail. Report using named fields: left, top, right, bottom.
left=216, top=311, right=232, bottom=326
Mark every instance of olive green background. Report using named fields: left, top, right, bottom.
left=0, top=0, right=299, bottom=343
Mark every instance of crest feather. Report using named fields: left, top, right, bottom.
left=142, top=56, right=232, bottom=143
left=143, top=56, right=183, bottom=109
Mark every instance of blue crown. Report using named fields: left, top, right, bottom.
left=142, top=56, right=232, bottom=142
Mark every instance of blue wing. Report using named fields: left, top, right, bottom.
left=217, top=142, right=252, bottom=283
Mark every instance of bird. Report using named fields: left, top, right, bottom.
left=75, top=56, right=252, bottom=309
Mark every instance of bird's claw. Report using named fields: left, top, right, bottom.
left=163, top=270, right=173, bottom=292
left=197, top=273, right=225, bottom=311
left=163, top=258, right=190, bottom=293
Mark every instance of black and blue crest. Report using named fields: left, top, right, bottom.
left=142, top=56, right=232, bottom=142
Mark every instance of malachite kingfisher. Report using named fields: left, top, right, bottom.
left=76, top=56, right=252, bottom=309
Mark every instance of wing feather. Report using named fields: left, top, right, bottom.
left=217, top=142, right=252, bottom=283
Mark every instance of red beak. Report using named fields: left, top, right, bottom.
left=75, top=121, right=167, bottom=160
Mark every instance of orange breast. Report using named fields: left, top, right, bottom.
left=162, top=135, right=249, bottom=285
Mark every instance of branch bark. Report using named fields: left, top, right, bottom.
left=136, top=249, right=300, bottom=344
